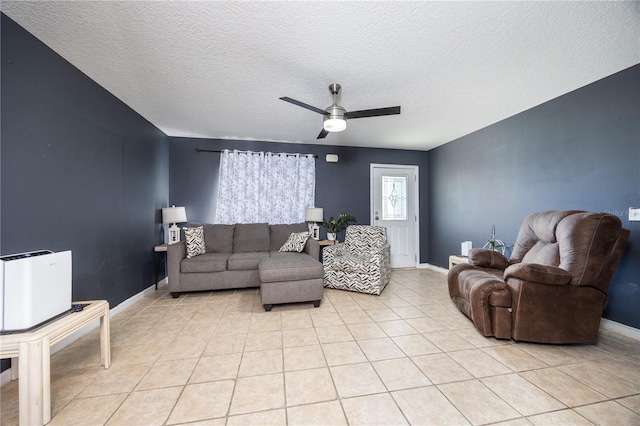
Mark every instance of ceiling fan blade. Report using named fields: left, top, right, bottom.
left=317, top=128, right=329, bottom=139
left=346, top=106, right=401, bottom=119
left=280, top=97, right=326, bottom=115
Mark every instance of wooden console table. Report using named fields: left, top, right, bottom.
left=0, top=300, right=111, bottom=425
left=448, top=255, right=469, bottom=269
left=318, top=240, right=339, bottom=262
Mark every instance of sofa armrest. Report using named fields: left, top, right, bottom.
left=303, top=238, right=320, bottom=260
left=369, top=244, right=391, bottom=274
left=504, top=263, right=572, bottom=286
left=334, top=245, right=391, bottom=274
left=167, top=242, right=186, bottom=292
left=468, top=248, right=508, bottom=270
left=322, top=243, right=348, bottom=266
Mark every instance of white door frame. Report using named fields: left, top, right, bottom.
left=370, top=164, right=420, bottom=267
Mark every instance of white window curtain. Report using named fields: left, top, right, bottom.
left=215, top=150, right=316, bottom=224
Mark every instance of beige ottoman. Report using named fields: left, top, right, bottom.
left=259, top=254, right=324, bottom=311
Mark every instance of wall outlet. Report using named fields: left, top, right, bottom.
left=630, top=207, right=640, bottom=222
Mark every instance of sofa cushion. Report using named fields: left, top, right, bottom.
left=269, top=223, right=308, bottom=252
left=279, top=232, right=311, bottom=253
left=234, top=223, right=270, bottom=253
left=202, top=224, right=235, bottom=253
left=260, top=254, right=324, bottom=283
left=228, top=252, right=270, bottom=270
left=181, top=253, right=230, bottom=273
left=184, top=226, right=206, bottom=258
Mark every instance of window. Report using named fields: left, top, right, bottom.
left=381, top=175, right=407, bottom=221
left=215, top=150, right=315, bottom=224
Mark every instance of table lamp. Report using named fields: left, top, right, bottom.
left=305, top=207, right=323, bottom=240
left=162, top=205, right=187, bottom=244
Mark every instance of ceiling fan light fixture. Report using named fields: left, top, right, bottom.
left=323, top=105, right=347, bottom=132
left=280, top=83, right=400, bottom=139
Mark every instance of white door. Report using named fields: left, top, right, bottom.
left=371, top=164, right=418, bottom=268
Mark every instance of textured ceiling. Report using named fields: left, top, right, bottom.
left=2, top=1, right=639, bottom=151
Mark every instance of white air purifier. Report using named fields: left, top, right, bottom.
left=461, top=241, right=472, bottom=257
left=0, top=250, right=72, bottom=331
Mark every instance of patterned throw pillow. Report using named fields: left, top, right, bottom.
left=184, top=226, right=206, bottom=258
left=279, top=231, right=311, bottom=253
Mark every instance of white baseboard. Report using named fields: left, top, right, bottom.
left=419, top=263, right=448, bottom=274
left=2, top=282, right=158, bottom=386
left=600, top=318, right=640, bottom=341
left=0, top=367, right=12, bottom=387
left=50, top=283, right=157, bottom=354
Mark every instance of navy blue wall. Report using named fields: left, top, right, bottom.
left=169, top=137, right=429, bottom=254
left=428, top=64, right=640, bottom=328
left=1, top=13, right=169, bottom=308
left=2, top=11, right=638, bottom=385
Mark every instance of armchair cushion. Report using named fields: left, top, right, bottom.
left=322, top=243, right=350, bottom=260
left=504, top=263, right=572, bottom=286
left=330, top=254, right=369, bottom=274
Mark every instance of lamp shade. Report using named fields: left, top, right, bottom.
left=162, top=206, right=187, bottom=224
left=305, top=207, right=323, bottom=222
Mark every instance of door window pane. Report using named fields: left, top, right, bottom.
left=382, top=176, right=407, bottom=220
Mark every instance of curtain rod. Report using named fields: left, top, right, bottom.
left=195, top=148, right=318, bottom=158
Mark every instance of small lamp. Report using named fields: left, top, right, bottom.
left=162, top=205, right=187, bottom=244
left=305, top=207, right=324, bottom=240
left=323, top=84, right=347, bottom=133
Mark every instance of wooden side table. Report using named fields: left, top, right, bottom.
left=154, top=244, right=169, bottom=289
left=449, top=255, right=469, bottom=269
left=0, top=300, right=111, bottom=425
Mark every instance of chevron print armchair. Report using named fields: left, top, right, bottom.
left=323, top=225, right=391, bottom=295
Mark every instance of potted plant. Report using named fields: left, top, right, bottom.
left=323, top=213, right=356, bottom=240
left=484, top=225, right=506, bottom=254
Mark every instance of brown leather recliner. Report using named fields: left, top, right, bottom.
left=448, top=211, right=629, bottom=344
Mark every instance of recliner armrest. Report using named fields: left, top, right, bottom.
left=468, top=248, right=508, bottom=270
left=504, top=263, right=572, bottom=286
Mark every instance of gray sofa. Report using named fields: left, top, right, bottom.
left=167, top=223, right=322, bottom=309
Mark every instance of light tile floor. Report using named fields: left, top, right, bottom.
left=2, top=269, right=639, bottom=425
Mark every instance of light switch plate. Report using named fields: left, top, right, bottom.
left=630, top=207, right=640, bottom=222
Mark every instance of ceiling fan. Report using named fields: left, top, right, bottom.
left=280, top=83, right=401, bottom=139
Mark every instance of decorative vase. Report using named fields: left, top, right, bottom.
left=327, top=233, right=337, bottom=241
